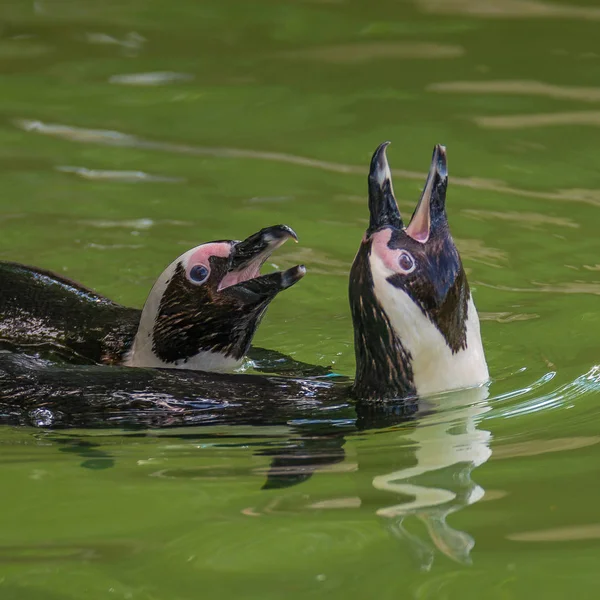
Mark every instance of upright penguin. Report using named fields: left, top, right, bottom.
left=0, top=225, right=304, bottom=372
left=350, top=142, right=489, bottom=400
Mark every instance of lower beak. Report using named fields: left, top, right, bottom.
left=233, top=264, right=306, bottom=298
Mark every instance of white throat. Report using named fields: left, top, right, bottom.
left=370, top=253, right=489, bottom=397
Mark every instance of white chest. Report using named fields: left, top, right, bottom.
left=372, top=261, right=489, bottom=397
left=123, top=333, right=243, bottom=372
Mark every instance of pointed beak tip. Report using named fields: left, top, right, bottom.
left=263, top=224, right=298, bottom=245
left=370, top=141, right=394, bottom=189
left=281, top=264, right=306, bottom=289
left=370, top=140, right=391, bottom=165
left=281, top=224, right=299, bottom=243
left=433, top=144, right=448, bottom=179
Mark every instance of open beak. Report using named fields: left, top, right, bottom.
left=219, top=225, right=305, bottom=300
left=405, top=144, right=448, bottom=243
left=367, top=141, right=403, bottom=234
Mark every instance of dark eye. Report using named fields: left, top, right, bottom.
left=398, top=251, right=415, bottom=274
left=189, top=264, right=210, bottom=284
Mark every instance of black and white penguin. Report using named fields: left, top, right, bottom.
left=349, top=142, right=489, bottom=400
left=0, top=225, right=305, bottom=372
left=0, top=142, right=490, bottom=427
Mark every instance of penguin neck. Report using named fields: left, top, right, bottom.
left=123, top=265, right=244, bottom=372
left=349, top=244, right=416, bottom=401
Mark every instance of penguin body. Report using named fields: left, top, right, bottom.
left=0, top=261, right=139, bottom=364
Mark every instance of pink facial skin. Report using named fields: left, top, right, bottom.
left=371, top=229, right=403, bottom=272
left=371, top=228, right=417, bottom=276
left=371, top=228, right=420, bottom=276
left=185, top=242, right=232, bottom=282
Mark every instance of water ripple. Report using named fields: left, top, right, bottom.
left=492, top=365, right=600, bottom=419
left=417, top=0, right=600, bottom=20
left=57, top=165, right=185, bottom=183
left=429, top=80, right=600, bottom=103
left=15, top=118, right=600, bottom=207
left=109, top=72, right=194, bottom=86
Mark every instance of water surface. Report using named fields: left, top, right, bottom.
left=0, top=0, right=600, bottom=598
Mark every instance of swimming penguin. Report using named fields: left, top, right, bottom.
left=349, top=141, right=489, bottom=400
left=0, top=142, right=489, bottom=426
left=0, top=225, right=305, bottom=373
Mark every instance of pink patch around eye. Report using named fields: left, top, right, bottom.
left=185, top=242, right=232, bottom=277
left=371, top=229, right=400, bottom=272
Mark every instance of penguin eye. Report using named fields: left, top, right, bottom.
left=398, top=251, right=415, bottom=274
left=188, top=264, right=210, bottom=284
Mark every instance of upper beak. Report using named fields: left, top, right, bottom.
left=219, top=224, right=305, bottom=300
left=367, top=141, right=403, bottom=234
left=229, top=224, right=298, bottom=272
left=406, top=144, right=448, bottom=243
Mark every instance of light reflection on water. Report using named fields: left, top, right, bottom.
left=14, top=118, right=600, bottom=208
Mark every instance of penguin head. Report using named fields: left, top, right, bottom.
left=129, top=225, right=305, bottom=370
left=349, top=143, right=488, bottom=401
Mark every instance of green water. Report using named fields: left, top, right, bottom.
left=1, top=0, right=600, bottom=597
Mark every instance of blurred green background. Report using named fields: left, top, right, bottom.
left=1, top=0, right=600, bottom=598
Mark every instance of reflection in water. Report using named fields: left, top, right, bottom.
left=84, top=31, right=145, bottom=54
left=74, top=218, right=188, bottom=228
left=15, top=119, right=600, bottom=206
left=454, top=238, right=507, bottom=269
left=429, top=80, right=600, bottom=103
left=249, top=386, right=492, bottom=571
left=416, top=0, right=600, bottom=20
left=492, top=436, right=599, bottom=459
left=280, top=42, right=464, bottom=62
left=275, top=246, right=349, bottom=276
left=477, top=281, right=600, bottom=296
left=480, top=311, right=539, bottom=323
left=57, top=165, right=185, bottom=183
left=371, top=387, right=491, bottom=570
left=108, top=72, right=194, bottom=86
left=462, top=209, right=579, bottom=230
left=474, top=111, right=600, bottom=129
left=508, top=524, right=600, bottom=542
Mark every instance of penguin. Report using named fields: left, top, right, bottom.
left=349, top=141, right=489, bottom=400
left=0, top=142, right=490, bottom=426
left=0, top=225, right=305, bottom=373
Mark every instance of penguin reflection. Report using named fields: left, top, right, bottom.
left=368, top=387, right=491, bottom=569
left=257, top=385, right=491, bottom=570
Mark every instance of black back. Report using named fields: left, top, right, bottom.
left=0, top=262, right=140, bottom=364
